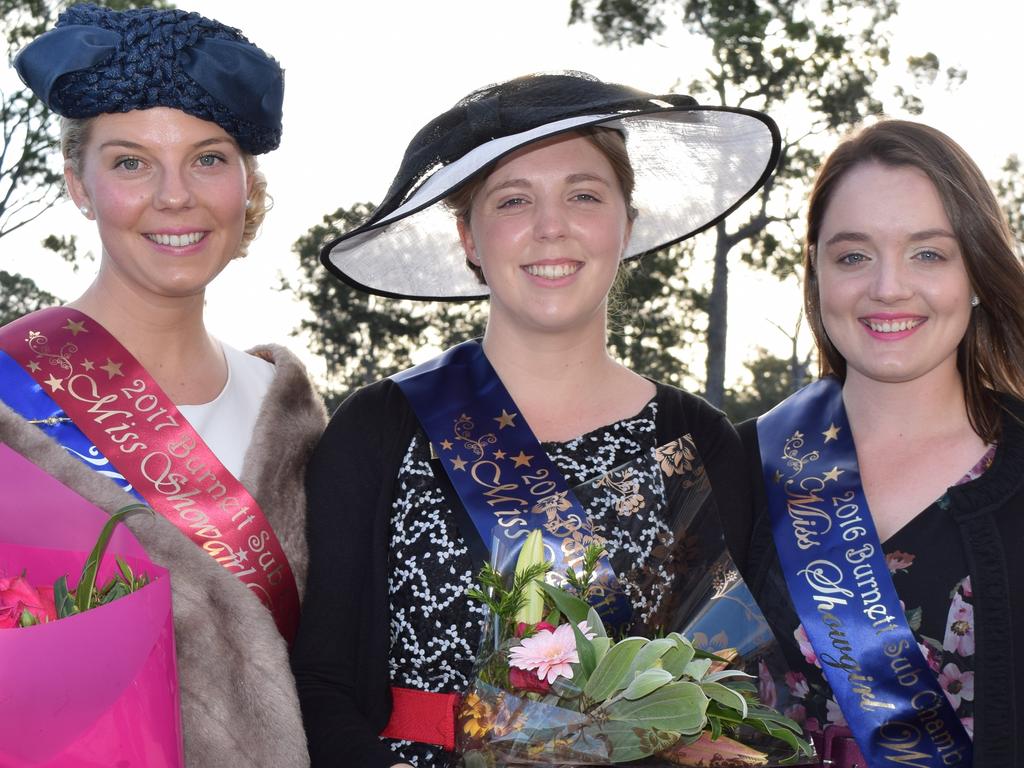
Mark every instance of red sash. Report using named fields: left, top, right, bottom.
left=0, top=307, right=299, bottom=642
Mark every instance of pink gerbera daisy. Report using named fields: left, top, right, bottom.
left=508, top=621, right=594, bottom=684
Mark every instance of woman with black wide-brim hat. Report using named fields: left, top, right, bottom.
left=293, top=71, right=780, bottom=767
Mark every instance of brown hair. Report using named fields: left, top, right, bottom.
left=446, top=125, right=638, bottom=283
left=804, top=119, right=1024, bottom=441
left=61, top=116, right=268, bottom=258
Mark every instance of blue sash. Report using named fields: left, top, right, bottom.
left=0, top=350, right=139, bottom=498
left=392, top=341, right=632, bottom=626
left=757, top=378, right=971, bottom=767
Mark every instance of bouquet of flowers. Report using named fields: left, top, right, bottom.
left=458, top=530, right=812, bottom=766
left=0, top=444, right=183, bottom=767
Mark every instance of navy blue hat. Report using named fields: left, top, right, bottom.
left=14, top=4, right=283, bottom=155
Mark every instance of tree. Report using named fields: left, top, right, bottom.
left=610, top=242, right=702, bottom=388
left=994, top=155, right=1024, bottom=253
left=723, top=346, right=811, bottom=423
left=1, top=1, right=64, bottom=243
left=0, top=268, right=55, bottom=324
left=286, top=203, right=486, bottom=410
left=568, top=0, right=962, bottom=406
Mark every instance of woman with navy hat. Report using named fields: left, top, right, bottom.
left=293, top=72, right=781, bottom=767
left=3, top=5, right=324, bottom=766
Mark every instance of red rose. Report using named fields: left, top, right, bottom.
left=0, top=575, right=57, bottom=628
left=508, top=666, right=552, bottom=694
left=514, top=620, right=557, bottom=637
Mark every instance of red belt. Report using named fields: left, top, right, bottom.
left=813, top=726, right=866, bottom=768
left=380, top=686, right=460, bottom=751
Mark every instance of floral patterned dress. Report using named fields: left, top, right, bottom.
left=779, top=447, right=994, bottom=742
left=384, top=400, right=685, bottom=766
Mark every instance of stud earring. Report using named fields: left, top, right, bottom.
left=970, top=295, right=980, bottom=308
left=79, top=205, right=90, bottom=216
left=245, top=199, right=253, bottom=210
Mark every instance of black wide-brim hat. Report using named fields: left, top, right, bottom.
left=321, top=72, right=781, bottom=301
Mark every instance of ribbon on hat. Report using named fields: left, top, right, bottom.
left=382, top=89, right=700, bottom=220
left=180, top=37, right=284, bottom=130
left=14, top=25, right=120, bottom=112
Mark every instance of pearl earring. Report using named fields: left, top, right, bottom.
left=970, top=295, right=980, bottom=308
left=245, top=199, right=253, bottom=210
left=79, top=205, right=90, bottom=216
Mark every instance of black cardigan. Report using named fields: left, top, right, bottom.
left=736, top=397, right=1024, bottom=767
left=292, top=378, right=751, bottom=768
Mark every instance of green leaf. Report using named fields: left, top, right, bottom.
left=591, top=636, right=611, bottom=667
left=700, top=681, right=748, bottom=718
left=19, top=609, right=39, bottom=627
left=550, top=672, right=583, bottom=700
left=585, top=606, right=607, bottom=639
left=682, top=657, right=713, bottom=681
left=53, top=576, right=76, bottom=620
left=605, top=680, right=708, bottom=735
left=571, top=620, right=597, bottom=678
left=583, top=636, right=647, bottom=701
left=702, top=668, right=753, bottom=683
left=620, top=667, right=674, bottom=700
left=710, top=713, right=723, bottom=739
left=116, top=556, right=135, bottom=585
left=627, top=637, right=675, bottom=677
left=660, top=633, right=696, bottom=679
left=75, top=503, right=151, bottom=613
left=537, top=581, right=590, bottom=625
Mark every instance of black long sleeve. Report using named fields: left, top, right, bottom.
left=292, top=381, right=411, bottom=768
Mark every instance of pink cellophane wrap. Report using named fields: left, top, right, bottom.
left=0, top=444, right=184, bottom=767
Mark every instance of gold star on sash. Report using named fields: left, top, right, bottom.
left=451, top=456, right=468, bottom=471
left=494, top=409, right=518, bottom=429
left=81, top=359, right=95, bottom=371
left=63, top=318, right=88, bottom=336
left=44, top=374, right=64, bottom=392
left=440, top=439, right=453, bottom=451
left=822, top=423, right=841, bottom=442
left=512, top=451, right=533, bottom=468
left=823, top=466, right=843, bottom=482
left=26, top=361, right=41, bottom=373
left=100, top=358, right=124, bottom=379
left=773, top=469, right=783, bottom=484
left=493, top=449, right=507, bottom=460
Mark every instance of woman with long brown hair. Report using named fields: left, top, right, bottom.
left=741, top=120, right=1024, bottom=766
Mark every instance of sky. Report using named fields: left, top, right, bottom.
left=3, top=0, right=1022, bottom=388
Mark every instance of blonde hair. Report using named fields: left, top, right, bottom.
left=61, top=116, right=268, bottom=258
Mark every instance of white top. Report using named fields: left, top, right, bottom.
left=176, top=343, right=275, bottom=478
